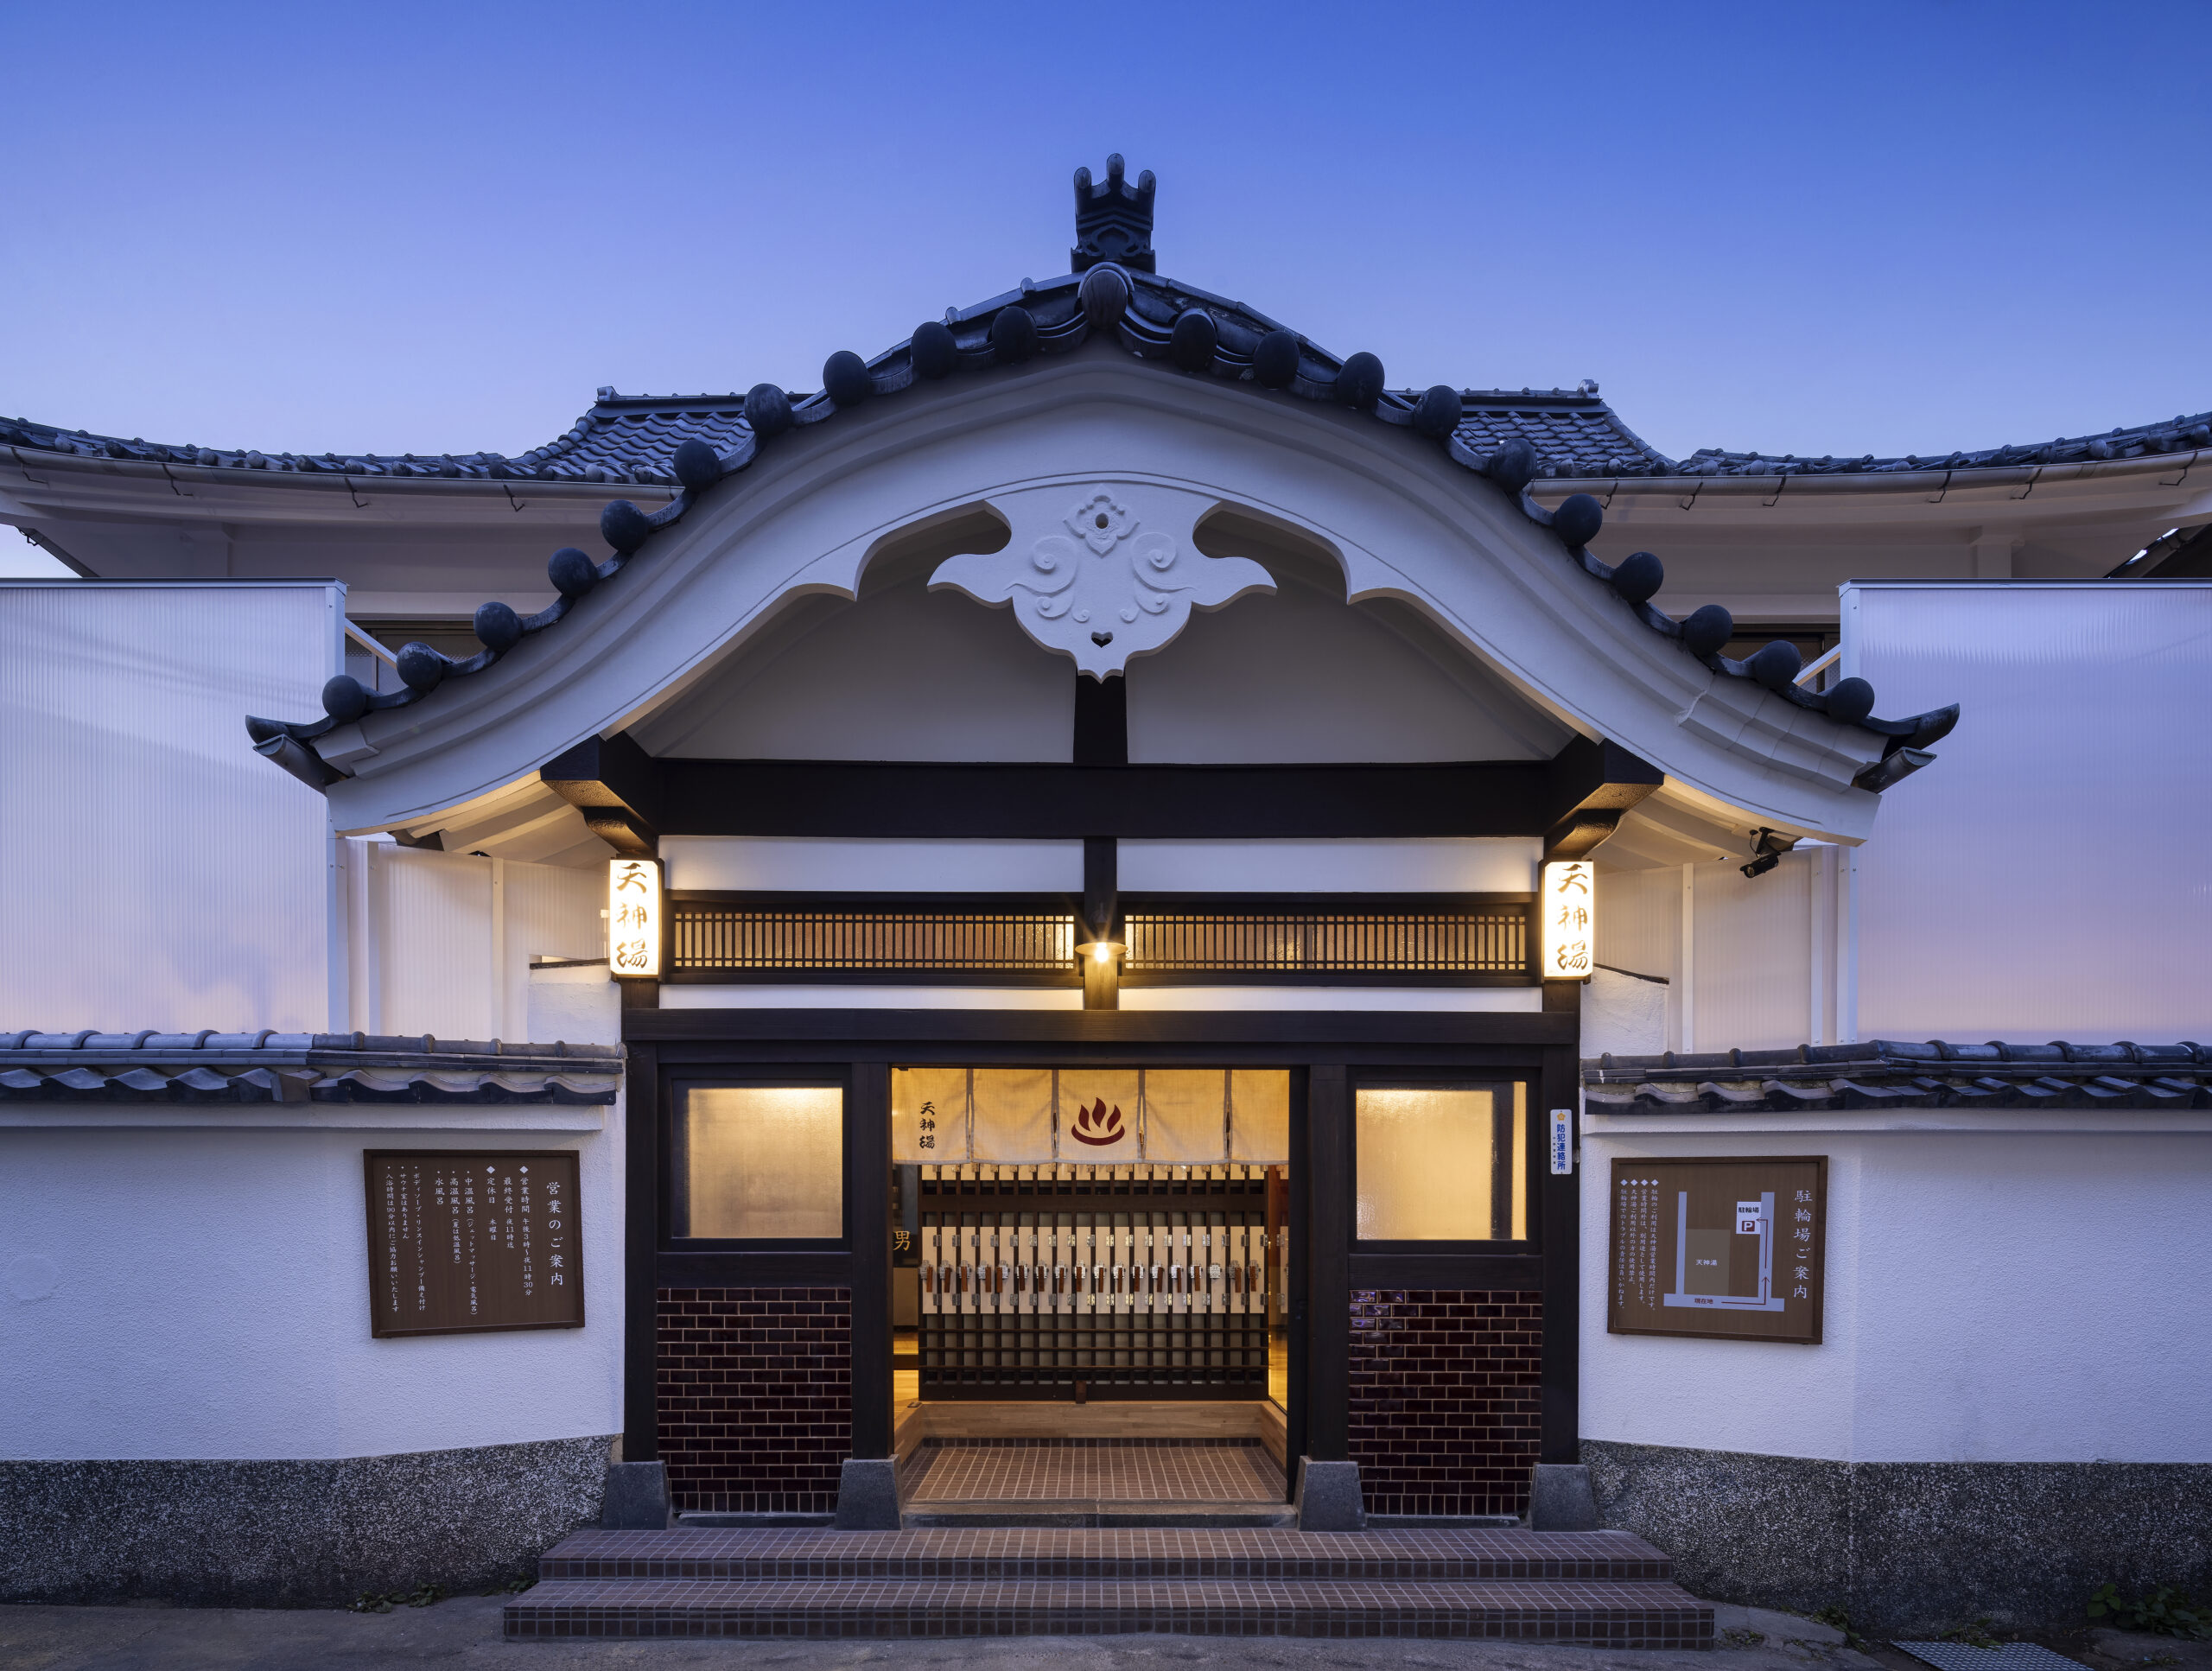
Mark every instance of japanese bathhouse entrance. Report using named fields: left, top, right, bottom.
left=888, top=1066, right=1292, bottom=1504
left=636, top=1030, right=1565, bottom=1522
left=889, top=1080, right=1292, bottom=1496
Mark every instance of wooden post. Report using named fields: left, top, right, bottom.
left=1304, top=1064, right=1350, bottom=1463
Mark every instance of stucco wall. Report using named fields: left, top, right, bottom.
left=0, top=1108, right=624, bottom=1464
left=1579, top=1118, right=2212, bottom=1464
left=0, top=973, right=625, bottom=1465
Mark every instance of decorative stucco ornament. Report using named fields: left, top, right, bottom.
left=930, top=485, right=1274, bottom=678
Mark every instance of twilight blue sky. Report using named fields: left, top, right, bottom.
left=3, top=2, right=2208, bottom=471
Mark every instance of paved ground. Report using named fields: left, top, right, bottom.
left=0, top=1598, right=1891, bottom=1671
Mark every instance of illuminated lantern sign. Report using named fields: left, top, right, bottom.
left=1541, top=860, right=1596, bottom=981
left=608, top=858, right=662, bottom=978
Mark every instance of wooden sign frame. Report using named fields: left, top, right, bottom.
left=364, top=1149, right=585, bottom=1338
left=1606, top=1154, right=1826, bottom=1345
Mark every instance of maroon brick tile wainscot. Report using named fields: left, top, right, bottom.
left=1349, top=1290, right=1542, bottom=1518
left=658, top=1287, right=853, bottom=1514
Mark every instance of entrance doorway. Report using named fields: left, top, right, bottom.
left=889, top=1066, right=1292, bottom=1515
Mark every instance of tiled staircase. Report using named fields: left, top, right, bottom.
left=505, top=1527, right=1713, bottom=1643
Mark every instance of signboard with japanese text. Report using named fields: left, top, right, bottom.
left=1541, top=860, right=1596, bottom=980
left=364, top=1150, right=585, bottom=1337
left=1607, top=1155, right=1825, bottom=1344
left=608, top=857, right=662, bottom=978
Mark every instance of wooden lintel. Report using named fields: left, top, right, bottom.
left=545, top=734, right=1667, bottom=846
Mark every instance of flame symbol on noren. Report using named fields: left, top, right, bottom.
left=1071, top=1097, right=1126, bottom=1147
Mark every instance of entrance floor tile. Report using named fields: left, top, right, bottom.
left=905, top=1439, right=1285, bottom=1506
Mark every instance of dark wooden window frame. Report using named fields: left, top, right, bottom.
left=1346, top=1071, right=1540, bottom=1261
left=661, top=1069, right=855, bottom=1252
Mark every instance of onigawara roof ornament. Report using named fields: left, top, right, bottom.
left=238, top=156, right=1959, bottom=796
left=1071, top=153, right=1155, bottom=274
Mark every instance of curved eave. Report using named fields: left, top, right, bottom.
left=0, top=450, right=671, bottom=530
left=319, top=349, right=1897, bottom=847
left=1535, top=448, right=2209, bottom=504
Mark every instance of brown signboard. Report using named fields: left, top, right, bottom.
left=364, top=1150, right=584, bottom=1338
left=1607, top=1155, right=1825, bottom=1344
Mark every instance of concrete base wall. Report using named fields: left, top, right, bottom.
left=0, top=1435, right=612, bottom=1608
left=1585, top=1439, right=2212, bottom=1635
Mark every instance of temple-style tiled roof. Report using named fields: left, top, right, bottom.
left=1584, top=1039, right=2212, bottom=1114
left=1672, top=411, right=2210, bottom=480
left=0, top=1030, right=621, bottom=1105
left=0, top=384, right=1663, bottom=489
left=111, top=155, right=1947, bottom=794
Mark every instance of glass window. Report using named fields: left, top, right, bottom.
left=1355, top=1082, right=1527, bottom=1242
left=673, top=1085, right=844, bottom=1241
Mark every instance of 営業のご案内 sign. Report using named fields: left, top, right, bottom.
left=364, top=1150, right=584, bottom=1337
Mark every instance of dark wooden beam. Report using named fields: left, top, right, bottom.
left=1538, top=1020, right=1582, bottom=1465
left=1072, top=676, right=1128, bottom=768
left=1541, top=735, right=1662, bottom=860
left=543, top=732, right=664, bottom=857
left=662, top=759, right=1553, bottom=838
left=547, top=730, right=1668, bottom=844
left=622, top=1007, right=1578, bottom=1048
left=621, top=1043, right=661, bottom=1463
left=848, top=1064, right=893, bottom=1460
left=552, top=732, right=1664, bottom=845
left=1305, top=1064, right=1351, bottom=1463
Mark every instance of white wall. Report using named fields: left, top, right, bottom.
left=1120, top=838, right=1539, bottom=894
left=0, top=971, right=624, bottom=1462
left=342, top=842, right=604, bottom=1039
left=663, top=836, right=1084, bottom=894
left=628, top=547, right=1571, bottom=769
left=1125, top=576, right=1569, bottom=764
left=1851, top=581, right=2212, bottom=1044
left=634, top=581, right=1074, bottom=762
left=0, top=581, right=338, bottom=1032
left=1579, top=1115, right=2212, bottom=1464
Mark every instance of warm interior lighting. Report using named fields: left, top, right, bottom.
left=1540, top=860, right=1596, bottom=982
left=608, top=857, right=662, bottom=978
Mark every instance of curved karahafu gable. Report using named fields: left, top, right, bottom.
left=285, top=346, right=1938, bottom=847
left=238, top=155, right=1954, bottom=836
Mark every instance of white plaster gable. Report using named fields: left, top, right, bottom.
left=629, top=510, right=1570, bottom=766
left=1126, top=523, right=1573, bottom=764
left=324, top=346, right=1888, bottom=842
left=632, top=580, right=1074, bottom=762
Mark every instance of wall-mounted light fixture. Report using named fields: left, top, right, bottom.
left=1539, top=860, right=1596, bottom=982
left=1075, top=937, right=1126, bottom=1012
left=608, top=857, right=663, bottom=978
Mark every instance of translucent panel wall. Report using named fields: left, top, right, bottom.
left=1850, top=581, right=2212, bottom=1043
left=0, top=581, right=336, bottom=1032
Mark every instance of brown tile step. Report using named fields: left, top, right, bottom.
left=504, top=1576, right=1712, bottom=1642
left=537, top=1527, right=1675, bottom=1584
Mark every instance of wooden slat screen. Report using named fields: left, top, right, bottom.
left=1123, top=908, right=1525, bottom=975
left=671, top=905, right=1076, bottom=973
